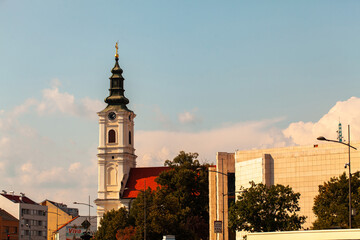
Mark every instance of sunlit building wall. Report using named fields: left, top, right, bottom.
left=235, top=141, right=360, bottom=229
left=210, top=141, right=360, bottom=240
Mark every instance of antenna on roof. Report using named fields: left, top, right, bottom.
left=337, top=119, right=343, bottom=143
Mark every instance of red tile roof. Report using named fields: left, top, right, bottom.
left=122, top=167, right=169, bottom=198
left=0, top=194, right=37, bottom=204
left=56, top=216, right=79, bottom=231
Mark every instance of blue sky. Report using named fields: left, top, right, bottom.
left=2, top=0, right=360, bottom=216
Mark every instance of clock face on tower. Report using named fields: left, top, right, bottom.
left=108, top=112, right=116, bottom=120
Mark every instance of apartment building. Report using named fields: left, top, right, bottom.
left=0, top=192, right=47, bottom=240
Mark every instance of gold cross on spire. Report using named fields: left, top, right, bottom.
left=115, top=41, right=119, bottom=58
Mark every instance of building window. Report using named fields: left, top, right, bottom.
left=22, top=209, right=30, bottom=216
left=129, top=131, right=132, bottom=145
left=108, top=130, right=116, bottom=143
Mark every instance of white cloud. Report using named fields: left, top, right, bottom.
left=37, top=85, right=104, bottom=119
left=12, top=98, right=38, bottom=116
left=69, top=162, right=81, bottom=173
left=1, top=80, right=105, bottom=120
left=136, top=96, right=360, bottom=167
left=81, top=98, right=105, bottom=118
left=283, top=97, right=360, bottom=145
left=36, top=167, right=67, bottom=184
left=2, top=80, right=360, bottom=217
left=178, top=111, right=194, bottom=123
left=178, top=108, right=201, bottom=124
left=135, top=118, right=290, bottom=166
left=21, top=162, right=33, bottom=173
left=0, top=80, right=100, bottom=215
left=38, top=87, right=77, bottom=114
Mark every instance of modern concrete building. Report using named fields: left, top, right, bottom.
left=0, top=192, right=47, bottom=240
left=40, top=200, right=79, bottom=240
left=209, top=141, right=360, bottom=240
left=209, top=153, right=235, bottom=240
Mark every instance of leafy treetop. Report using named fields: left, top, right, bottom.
left=94, top=208, right=133, bottom=240
left=229, top=182, right=306, bottom=232
left=312, top=172, right=360, bottom=229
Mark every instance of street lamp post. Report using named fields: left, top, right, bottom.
left=317, top=125, right=357, bottom=229
left=206, top=168, right=230, bottom=240
left=73, top=196, right=93, bottom=233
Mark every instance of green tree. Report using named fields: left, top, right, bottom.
left=312, top=172, right=360, bottom=229
left=130, top=188, right=190, bottom=240
left=156, top=151, right=209, bottom=240
left=129, top=151, right=209, bottom=240
left=94, top=208, right=133, bottom=240
left=129, top=188, right=161, bottom=240
left=229, top=182, right=306, bottom=232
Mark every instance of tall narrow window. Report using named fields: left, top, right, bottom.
left=107, top=167, right=116, bottom=185
left=108, top=130, right=116, bottom=143
left=129, top=131, right=132, bottom=145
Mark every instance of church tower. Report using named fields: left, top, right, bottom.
left=95, top=44, right=136, bottom=224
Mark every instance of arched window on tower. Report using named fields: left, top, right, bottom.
left=107, top=167, right=117, bottom=185
left=129, top=131, right=132, bottom=145
left=108, top=130, right=116, bottom=143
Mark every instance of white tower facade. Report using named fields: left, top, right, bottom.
left=95, top=49, right=137, bottom=226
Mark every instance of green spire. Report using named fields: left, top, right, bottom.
left=104, top=54, right=131, bottom=111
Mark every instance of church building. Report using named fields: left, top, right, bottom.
left=94, top=45, right=168, bottom=226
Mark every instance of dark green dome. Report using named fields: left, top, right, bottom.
left=104, top=56, right=131, bottom=112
